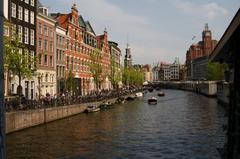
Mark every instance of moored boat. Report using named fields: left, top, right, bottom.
left=157, top=92, right=165, bottom=97
left=99, top=102, right=114, bottom=110
left=125, top=96, right=135, bottom=101
left=148, top=97, right=158, bottom=105
left=84, top=105, right=100, bottom=113
left=135, top=92, right=143, bottom=97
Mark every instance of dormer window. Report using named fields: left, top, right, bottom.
left=39, top=7, right=48, bottom=16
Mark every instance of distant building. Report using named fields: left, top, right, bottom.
left=170, top=58, right=180, bottom=81
left=143, top=64, right=152, bottom=82
left=96, top=29, right=111, bottom=90
left=124, top=43, right=132, bottom=68
left=109, top=41, right=121, bottom=68
left=158, top=58, right=180, bottom=81
left=152, top=66, right=159, bottom=81
left=186, top=24, right=217, bottom=80
left=192, top=56, right=208, bottom=80
left=179, top=65, right=187, bottom=81
left=108, top=41, right=121, bottom=88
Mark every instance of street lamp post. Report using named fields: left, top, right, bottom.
left=0, top=0, right=6, bottom=157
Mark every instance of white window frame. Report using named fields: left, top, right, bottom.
left=24, top=9, right=29, bottom=22
left=24, top=27, right=29, bottom=44
left=18, top=25, right=23, bottom=42
left=25, top=0, right=29, bottom=4
left=30, top=0, right=34, bottom=6
left=30, top=29, right=34, bottom=46
left=11, top=3, right=16, bottom=18
left=30, top=11, right=34, bottom=24
left=18, top=6, right=23, bottom=20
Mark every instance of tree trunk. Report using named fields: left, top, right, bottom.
left=17, top=76, right=22, bottom=96
left=17, top=75, right=22, bottom=107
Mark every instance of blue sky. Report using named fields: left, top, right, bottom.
left=41, top=0, right=239, bottom=65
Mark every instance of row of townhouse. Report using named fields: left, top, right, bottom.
left=3, top=1, right=121, bottom=99
left=152, top=58, right=184, bottom=81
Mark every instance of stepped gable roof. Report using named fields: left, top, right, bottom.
left=50, top=13, right=71, bottom=29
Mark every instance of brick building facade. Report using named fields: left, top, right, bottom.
left=186, top=24, right=217, bottom=80
left=36, top=4, right=57, bottom=97
left=55, top=25, right=66, bottom=94
left=51, top=4, right=111, bottom=95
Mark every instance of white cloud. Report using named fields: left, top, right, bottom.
left=174, top=0, right=228, bottom=20
left=54, top=0, right=187, bottom=64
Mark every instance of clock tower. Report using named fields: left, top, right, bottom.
left=202, top=23, right=212, bottom=56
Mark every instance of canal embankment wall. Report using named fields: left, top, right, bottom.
left=5, top=97, right=123, bottom=134
left=155, top=81, right=229, bottom=106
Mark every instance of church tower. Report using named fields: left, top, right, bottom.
left=202, top=23, right=212, bottom=56
left=124, top=43, right=132, bottom=68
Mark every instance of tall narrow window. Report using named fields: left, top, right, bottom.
left=24, top=9, right=29, bottom=22
left=30, top=0, right=34, bottom=6
left=11, top=3, right=16, bottom=18
left=44, top=25, right=47, bottom=36
left=30, top=11, right=34, bottom=24
left=24, top=27, right=29, bottom=44
left=44, top=40, right=48, bottom=51
left=38, top=38, right=42, bottom=49
left=18, top=25, right=23, bottom=42
left=30, top=29, right=34, bottom=45
left=50, top=41, right=53, bottom=52
left=50, top=56, right=53, bottom=67
left=39, top=54, right=42, bottom=65
left=44, top=55, right=47, bottom=65
left=18, top=6, right=23, bottom=20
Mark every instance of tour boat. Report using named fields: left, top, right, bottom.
left=148, top=97, right=158, bottom=105
left=135, top=92, right=143, bottom=97
left=84, top=105, right=100, bottom=113
left=157, top=92, right=165, bottom=97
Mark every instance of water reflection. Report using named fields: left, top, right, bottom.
left=7, top=89, right=226, bottom=159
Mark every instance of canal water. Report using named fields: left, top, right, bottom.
left=7, top=89, right=226, bottom=159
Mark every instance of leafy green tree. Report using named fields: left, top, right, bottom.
left=66, top=70, right=76, bottom=95
left=122, top=67, right=130, bottom=86
left=207, top=62, right=227, bottom=81
left=109, top=57, right=122, bottom=89
left=4, top=27, right=36, bottom=95
left=88, top=49, right=104, bottom=91
left=122, top=67, right=144, bottom=87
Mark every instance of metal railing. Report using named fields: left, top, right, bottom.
left=5, top=87, right=145, bottom=112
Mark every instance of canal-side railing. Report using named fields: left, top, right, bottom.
left=4, top=88, right=145, bottom=112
